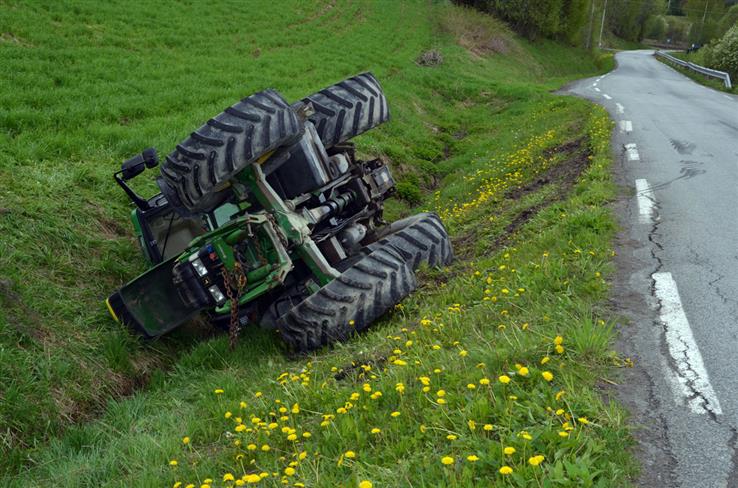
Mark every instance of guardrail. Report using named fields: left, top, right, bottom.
left=655, top=50, right=732, bottom=89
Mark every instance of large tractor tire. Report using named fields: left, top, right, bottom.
left=299, top=72, right=389, bottom=149
left=159, top=89, right=303, bottom=213
left=277, top=245, right=416, bottom=352
left=368, top=212, right=453, bottom=271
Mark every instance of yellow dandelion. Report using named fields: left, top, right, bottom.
left=499, top=466, right=513, bottom=475
left=223, top=473, right=235, bottom=482
left=542, top=371, right=554, bottom=381
left=529, top=455, right=545, bottom=466
left=498, top=375, right=511, bottom=384
left=213, top=389, right=224, bottom=395
left=182, top=436, right=190, bottom=445
left=391, top=411, right=401, bottom=418
left=371, top=428, right=381, bottom=434
left=359, top=482, right=373, bottom=488
left=503, top=446, right=516, bottom=455
left=441, top=456, right=454, bottom=465
left=517, top=367, right=529, bottom=376
left=168, top=459, right=178, bottom=467
left=467, top=454, right=480, bottom=462
left=483, top=424, right=494, bottom=431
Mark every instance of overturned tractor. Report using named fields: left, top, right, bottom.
left=106, top=73, right=453, bottom=351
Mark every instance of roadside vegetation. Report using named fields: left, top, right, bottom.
left=0, top=0, right=633, bottom=486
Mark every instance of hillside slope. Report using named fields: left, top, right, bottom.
left=0, top=1, right=632, bottom=486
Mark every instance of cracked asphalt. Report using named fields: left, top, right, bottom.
left=565, top=50, right=738, bottom=487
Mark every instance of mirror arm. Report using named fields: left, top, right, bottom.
left=114, top=171, right=151, bottom=211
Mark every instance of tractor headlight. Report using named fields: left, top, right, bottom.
left=209, top=285, right=226, bottom=305
left=191, top=258, right=208, bottom=277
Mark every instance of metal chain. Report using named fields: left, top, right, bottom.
left=266, top=212, right=289, bottom=250
left=221, top=263, right=247, bottom=350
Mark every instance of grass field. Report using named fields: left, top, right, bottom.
left=0, top=1, right=633, bottom=486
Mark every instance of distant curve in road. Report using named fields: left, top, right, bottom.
left=567, top=50, right=738, bottom=488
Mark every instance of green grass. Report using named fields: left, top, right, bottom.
left=0, top=1, right=633, bottom=486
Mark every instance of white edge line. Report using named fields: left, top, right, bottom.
left=616, top=102, right=625, bottom=114
left=603, top=94, right=612, bottom=100
left=635, top=178, right=652, bottom=222
left=654, top=272, right=722, bottom=415
left=594, top=87, right=601, bottom=92
left=626, top=143, right=640, bottom=162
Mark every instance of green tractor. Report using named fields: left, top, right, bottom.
left=106, top=73, right=453, bottom=351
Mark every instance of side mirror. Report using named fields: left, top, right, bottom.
left=121, top=148, right=158, bottom=181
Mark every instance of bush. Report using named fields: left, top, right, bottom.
left=710, top=24, right=738, bottom=82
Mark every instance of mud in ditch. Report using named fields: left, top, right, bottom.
left=453, top=137, right=592, bottom=259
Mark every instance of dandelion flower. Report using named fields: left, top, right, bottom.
left=554, top=335, right=563, bottom=345
left=391, top=411, right=401, bottom=418
left=345, top=450, right=356, bottom=459
left=555, top=344, right=565, bottom=354
left=499, top=375, right=511, bottom=384
left=467, top=383, right=476, bottom=390
left=182, top=436, right=190, bottom=445
left=371, top=428, right=381, bottom=434
left=540, top=356, right=550, bottom=365
left=393, top=359, right=407, bottom=366
left=479, top=378, right=490, bottom=386
left=224, top=411, right=232, bottom=419
left=483, top=424, right=494, bottom=431
left=517, top=367, right=529, bottom=376
left=558, top=431, right=569, bottom=438
left=261, top=444, right=271, bottom=451
left=542, top=371, right=554, bottom=382
left=467, top=454, right=480, bottom=462
left=213, top=389, right=224, bottom=395
left=284, top=467, right=295, bottom=476
left=223, top=473, right=235, bottom=482
left=578, top=417, right=590, bottom=425
left=446, top=434, right=457, bottom=441
left=359, top=482, right=373, bottom=488
left=499, top=466, right=513, bottom=475
left=436, top=390, right=446, bottom=397
left=503, top=446, right=516, bottom=455
left=529, top=455, right=545, bottom=466
left=169, top=459, right=178, bottom=467
left=441, top=456, right=454, bottom=465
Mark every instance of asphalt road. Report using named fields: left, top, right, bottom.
left=566, top=50, right=738, bottom=487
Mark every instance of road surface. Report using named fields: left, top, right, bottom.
left=566, top=50, right=738, bottom=487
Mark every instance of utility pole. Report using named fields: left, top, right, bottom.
left=598, top=0, right=608, bottom=48
left=700, top=0, right=709, bottom=42
left=586, top=0, right=596, bottom=49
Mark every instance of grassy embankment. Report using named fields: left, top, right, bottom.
left=0, top=1, right=633, bottom=486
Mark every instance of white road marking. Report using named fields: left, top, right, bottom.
left=594, top=87, right=601, bottom=92
left=603, top=94, right=612, bottom=100
left=619, top=120, right=633, bottom=133
left=616, top=103, right=625, bottom=114
left=654, top=272, right=723, bottom=415
left=635, top=178, right=654, bottom=223
left=593, top=82, right=599, bottom=87
left=625, top=143, right=640, bottom=162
